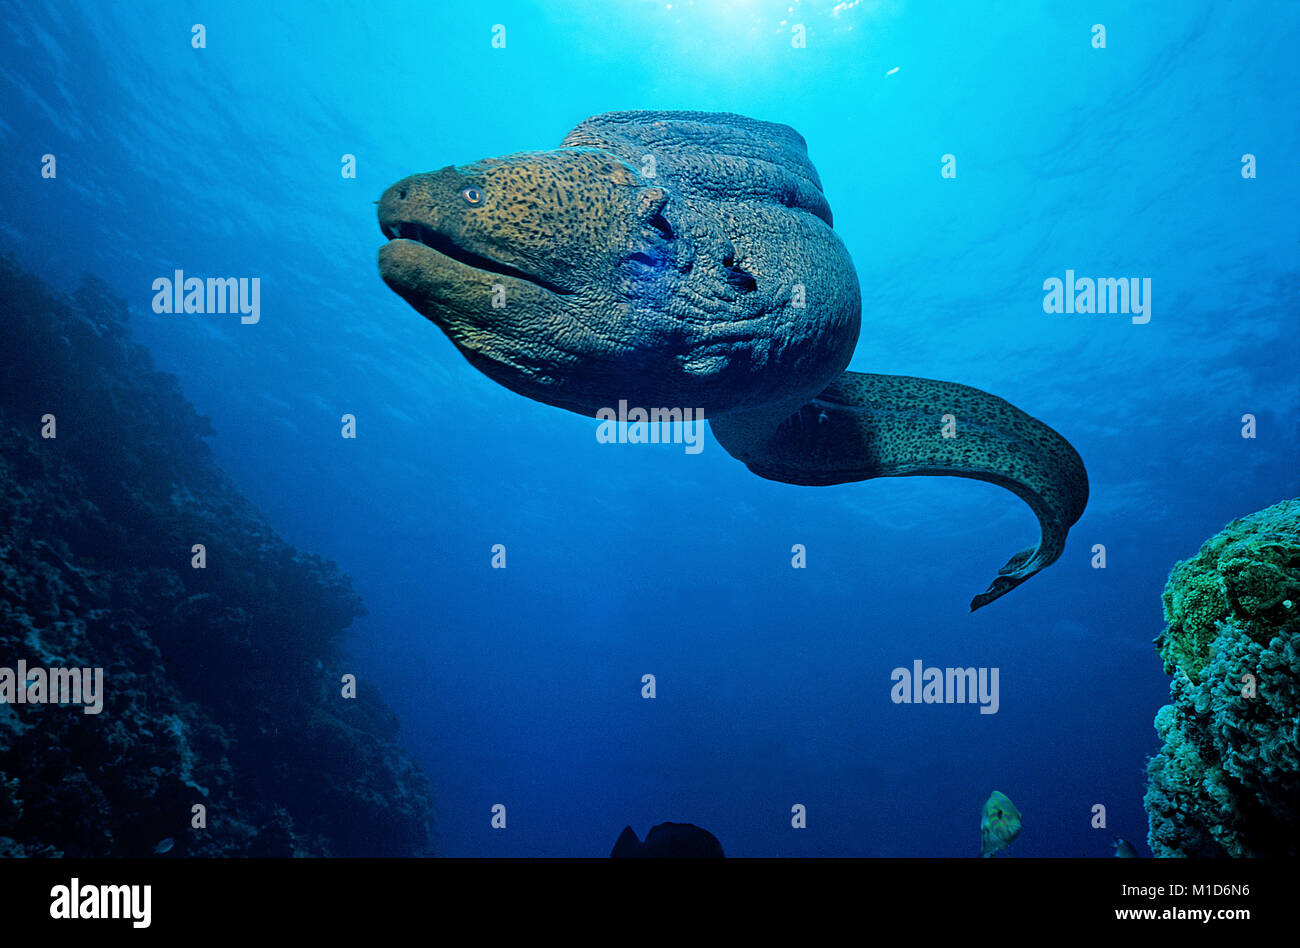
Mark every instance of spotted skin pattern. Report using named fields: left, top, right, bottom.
left=452, top=151, right=642, bottom=278
left=732, top=372, right=1089, bottom=610
left=378, top=111, right=1089, bottom=611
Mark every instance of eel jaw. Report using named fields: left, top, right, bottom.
left=377, top=220, right=570, bottom=298
left=377, top=227, right=596, bottom=416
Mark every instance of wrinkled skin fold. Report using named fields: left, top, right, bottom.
left=378, top=110, right=1089, bottom=611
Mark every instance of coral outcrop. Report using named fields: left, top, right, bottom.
left=0, top=256, right=434, bottom=855
left=1145, top=499, right=1300, bottom=857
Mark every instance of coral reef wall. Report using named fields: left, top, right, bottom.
left=1145, top=498, right=1300, bottom=857
left=0, top=256, right=435, bottom=855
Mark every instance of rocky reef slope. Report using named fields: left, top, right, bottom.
left=1145, top=498, right=1299, bottom=857
left=0, top=256, right=434, bottom=856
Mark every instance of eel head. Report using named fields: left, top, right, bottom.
left=379, top=149, right=686, bottom=416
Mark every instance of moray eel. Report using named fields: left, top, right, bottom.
left=378, top=111, right=1088, bottom=611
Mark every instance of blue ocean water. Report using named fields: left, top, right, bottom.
left=1, top=0, right=1296, bottom=857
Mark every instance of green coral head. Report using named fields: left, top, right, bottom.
left=1157, top=499, right=1300, bottom=683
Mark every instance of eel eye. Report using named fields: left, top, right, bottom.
left=462, top=187, right=483, bottom=205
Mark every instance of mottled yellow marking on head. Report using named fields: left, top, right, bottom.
left=461, top=151, right=641, bottom=267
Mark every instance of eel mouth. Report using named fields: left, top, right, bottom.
left=379, top=221, right=570, bottom=296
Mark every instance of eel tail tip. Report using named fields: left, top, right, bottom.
left=969, top=565, right=1038, bottom=613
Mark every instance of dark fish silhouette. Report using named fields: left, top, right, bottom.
left=610, top=822, right=724, bottom=858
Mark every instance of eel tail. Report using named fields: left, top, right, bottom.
left=711, top=371, right=1089, bottom=611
